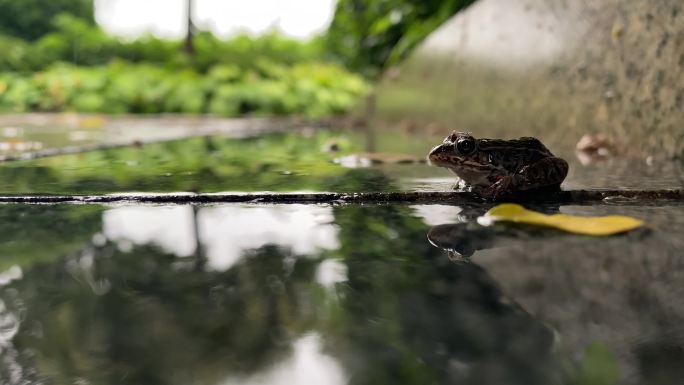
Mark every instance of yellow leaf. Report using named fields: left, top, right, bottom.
left=481, top=203, right=643, bottom=236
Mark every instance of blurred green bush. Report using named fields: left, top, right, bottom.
left=0, top=61, right=368, bottom=117
left=0, top=2, right=473, bottom=81
left=0, top=0, right=472, bottom=117
left=0, top=0, right=94, bottom=41
left=0, top=13, right=369, bottom=117
left=0, top=14, right=324, bottom=74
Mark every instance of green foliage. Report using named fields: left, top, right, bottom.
left=189, top=31, right=324, bottom=74
left=0, top=0, right=93, bottom=41
left=0, top=8, right=365, bottom=117
left=0, top=16, right=324, bottom=74
left=0, top=0, right=475, bottom=80
left=326, top=0, right=476, bottom=76
left=0, top=61, right=368, bottom=117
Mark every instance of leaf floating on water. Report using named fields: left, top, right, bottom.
left=480, top=204, right=643, bottom=236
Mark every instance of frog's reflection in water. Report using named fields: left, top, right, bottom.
left=396, top=226, right=559, bottom=384
left=426, top=219, right=565, bottom=260
left=331, top=205, right=560, bottom=385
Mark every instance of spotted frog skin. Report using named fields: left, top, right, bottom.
left=428, top=132, right=569, bottom=199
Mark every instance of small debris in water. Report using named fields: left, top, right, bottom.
left=321, top=139, right=341, bottom=153
left=334, top=153, right=427, bottom=168
left=575, top=133, right=615, bottom=165
left=2, top=127, right=21, bottom=137
left=69, top=131, right=91, bottom=141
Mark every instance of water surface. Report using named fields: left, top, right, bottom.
left=0, top=126, right=681, bottom=195
left=0, top=202, right=683, bottom=384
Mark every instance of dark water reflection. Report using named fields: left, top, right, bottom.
left=0, top=203, right=683, bottom=384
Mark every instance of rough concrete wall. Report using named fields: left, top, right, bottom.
left=373, top=0, right=684, bottom=158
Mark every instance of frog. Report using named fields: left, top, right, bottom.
left=428, top=132, right=569, bottom=199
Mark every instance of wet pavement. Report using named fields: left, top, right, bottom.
left=0, top=202, right=683, bottom=384
left=0, top=119, right=681, bottom=195
left=0, top=118, right=682, bottom=384
left=0, top=114, right=298, bottom=161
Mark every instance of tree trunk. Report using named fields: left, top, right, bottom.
left=184, top=0, right=195, bottom=55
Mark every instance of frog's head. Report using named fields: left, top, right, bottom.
left=428, top=131, right=497, bottom=186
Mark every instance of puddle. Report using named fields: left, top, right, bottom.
left=0, top=202, right=683, bottom=384
left=0, top=123, right=681, bottom=195
left=0, top=114, right=296, bottom=160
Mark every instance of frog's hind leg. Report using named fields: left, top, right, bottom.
left=515, top=157, right=569, bottom=191
left=476, top=158, right=568, bottom=199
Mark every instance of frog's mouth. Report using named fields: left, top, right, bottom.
left=427, top=144, right=452, bottom=166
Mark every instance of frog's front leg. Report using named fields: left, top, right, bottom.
left=474, top=175, right=515, bottom=199
left=452, top=177, right=469, bottom=191
left=514, top=157, right=569, bottom=191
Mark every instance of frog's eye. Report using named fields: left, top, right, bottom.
left=456, top=138, right=476, bottom=154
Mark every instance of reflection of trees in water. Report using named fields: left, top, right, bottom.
left=0, top=289, right=35, bottom=385
left=0, top=204, right=103, bottom=270
left=0, top=132, right=389, bottom=195
left=330, top=205, right=558, bottom=385
left=0, top=204, right=105, bottom=384
left=6, top=242, right=322, bottom=385
left=1, top=203, right=562, bottom=385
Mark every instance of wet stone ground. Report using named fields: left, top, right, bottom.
left=0, top=117, right=682, bottom=385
